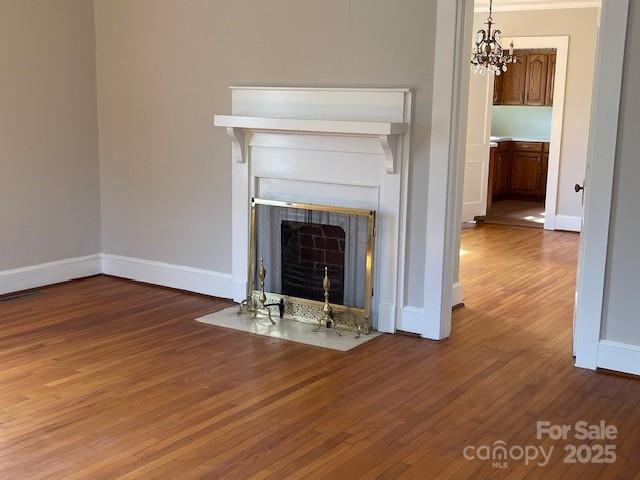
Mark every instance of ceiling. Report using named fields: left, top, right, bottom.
left=474, top=0, right=601, bottom=12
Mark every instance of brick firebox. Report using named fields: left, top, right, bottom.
left=281, top=221, right=345, bottom=304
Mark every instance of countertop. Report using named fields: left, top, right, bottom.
left=490, top=135, right=550, bottom=144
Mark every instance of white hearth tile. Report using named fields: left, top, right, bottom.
left=195, top=307, right=381, bottom=352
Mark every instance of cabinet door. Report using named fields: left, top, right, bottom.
left=501, top=54, right=527, bottom=105
left=493, top=73, right=503, bottom=105
left=488, top=147, right=496, bottom=209
left=497, top=151, right=512, bottom=195
left=524, top=54, right=549, bottom=106
left=511, top=152, right=542, bottom=195
left=537, top=153, right=549, bottom=197
left=493, top=151, right=503, bottom=195
left=545, top=54, right=556, bottom=106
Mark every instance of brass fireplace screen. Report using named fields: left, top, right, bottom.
left=247, top=198, right=376, bottom=334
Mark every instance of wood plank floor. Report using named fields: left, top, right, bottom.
left=1, top=224, right=639, bottom=479
left=484, top=200, right=545, bottom=229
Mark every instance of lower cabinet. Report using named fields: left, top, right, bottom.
left=538, top=153, right=549, bottom=197
left=496, top=151, right=512, bottom=196
left=489, top=141, right=549, bottom=202
left=511, top=152, right=542, bottom=196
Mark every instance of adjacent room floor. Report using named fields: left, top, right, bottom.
left=484, top=199, right=546, bottom=228
left=1, top=225, right=638, bottom=478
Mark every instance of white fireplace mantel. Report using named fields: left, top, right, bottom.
left=214, top=114, right=408, bottom=174
left=214, top=86, right=412, bottom=334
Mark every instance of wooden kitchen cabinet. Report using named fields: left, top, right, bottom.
left=494, top=50, right=556, bottom=106
left=499, top=54, right=527, bottom=105
left=545, top=53, right=556, bottom=106
left=496, top=151, right=512, bottom=195
left=490, top=141, right=549, bottom=201
left=511, top=151, right=542, bottom=196
left=524, top=54, right=549, bottom=106
left=493, top=74, right=503, bottom=105
left=488, top=147, right=497, bottom=211
left=493, top=142, right=513, bottom=197
left=538, top=152, right=549, bottom=197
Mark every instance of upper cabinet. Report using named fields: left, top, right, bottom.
left=494, top=50, right=556, bottom=106
left=545, top=53, right=556, bottom=106
left=493, top=74, right=503, bottom=105
left=500, top=54, right=527, bottom=105
left=524, top=54, right=549, bottom=106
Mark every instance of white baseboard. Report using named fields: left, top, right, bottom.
left=101, top=254, right=233, bottom=299
left=399, top=306, right=425, bottom=335
left=399, top=283, right=464, bottom=338
left=377, top=301, right=396, bottom=334
left=597, top=340, right=640, bottom=376
left=0, top=254, right=102, bottom=296
left=232, top=280, right=247, bottom=304
left=2, top=254, right=461, bottom=337
left=452, top=281, right=463, bottom=307
left=554, top=215, right=582, bottom=232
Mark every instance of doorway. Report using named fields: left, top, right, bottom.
left=421, top=0, right=629, bottom=371
left=462, top=35, right=570, bottom=232
left=459, top=7, right=598, bottom=363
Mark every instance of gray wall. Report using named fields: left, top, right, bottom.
left=602, top=0, right=640, bottom=345
left=0, top=0, right=101, bottom=271
left=94, top=0, right=437, bottom=306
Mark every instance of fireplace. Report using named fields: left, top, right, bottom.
left=281, top=221, right=345, bottom=304
left=214, top=86, right=413, bottom=333
left=250, top=198, right=374, bottom=332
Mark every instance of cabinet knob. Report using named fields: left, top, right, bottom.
left=574, top=184, right=584, bottom=193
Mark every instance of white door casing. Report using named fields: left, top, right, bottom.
left=574, top=0, right=629, bottom=370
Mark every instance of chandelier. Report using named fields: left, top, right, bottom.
left=471, top=0, right=516, bottom=75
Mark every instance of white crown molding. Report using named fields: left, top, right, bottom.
left=0, top=254, right=102, bottom=296
left=474, top=1, right=600, bottom=13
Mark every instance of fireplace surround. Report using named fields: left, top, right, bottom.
left=214, top=87, right=412, bottom=333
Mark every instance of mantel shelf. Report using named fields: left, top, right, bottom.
left=214, top=115, right=407, bottom=173
left=214, top=115, right=407, bottom=136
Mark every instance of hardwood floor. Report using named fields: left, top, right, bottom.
left=484, top=199, right=545, bottom=229
left=1, top=225, right=639, bottom=479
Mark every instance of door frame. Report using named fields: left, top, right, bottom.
left=425, top=0, right=629, bottom=372
left=501, top=36, right=569, bottom=231
left=573, top=1, right=629, bottom=369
